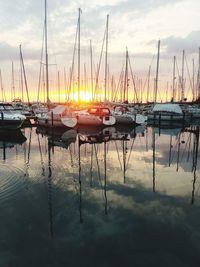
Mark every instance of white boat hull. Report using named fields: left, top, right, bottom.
left=37, top=115, right=77, bottom=128
left=0, top=113, right=25, bottom=130
left=76, top=113, right=116, bottom=126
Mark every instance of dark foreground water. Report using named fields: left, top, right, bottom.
left=0, top=125, right=200, bottom=267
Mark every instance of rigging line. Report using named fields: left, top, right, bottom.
left=19, top=45, right=30, bottom=104
left=128, top=56, right=139, bottom=103
left=142, top=63, right=154, bottom=94
left=37, top=23, right=45, bottom=103
left=175, top=57, right=181, bottom=80
left=132, top=48, right=156, bottom=100
left=46, top=10, right=58, bottom=72
left=93, top=24, right=106, bottom=99
left=68, top=18, right=79, bottom=101
left=185, top=54, right=193, bottom=97
left=141, top=71, right=148, bottom=92
left=175, top=57, right=181, bottom=101
left=113, top=61, right=125, bottom=102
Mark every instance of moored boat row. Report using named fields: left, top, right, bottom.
left=2, top=100, right=200, bottom=131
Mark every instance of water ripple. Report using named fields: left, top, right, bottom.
left=0, top=164, right=26, bottom=205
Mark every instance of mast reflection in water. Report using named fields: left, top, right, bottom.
left=0, top=125, right=200, bottom=266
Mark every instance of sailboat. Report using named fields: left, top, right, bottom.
left=0, top=102, right=26, bottom=130
left=36, top=0, right=77, bottom=129
left=111, top=48, right=147, bottom=125
left=147, top=103, right=186, bottom=126
left=75, top=106, right=116, bottom=127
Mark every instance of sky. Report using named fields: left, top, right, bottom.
left=0, top=0, right=200, bottom=102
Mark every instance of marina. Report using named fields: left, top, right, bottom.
left=0, top=0, right=200, bottom=266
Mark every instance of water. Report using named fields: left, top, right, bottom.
left=0, top=125, right=200, bottom=267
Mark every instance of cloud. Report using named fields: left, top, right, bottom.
left=162, top=31, right=200, bottom=54
left=0, top=42, right=40, bottom=61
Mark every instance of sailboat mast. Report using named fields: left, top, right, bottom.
left=12, top=61, right=15, bottom=100
left=181, top=50, right=185, bottom=101
left=123, top=47, right=128, bottom=102
left=146, top=65, right=151, bottom=103
left=154, top=40, right=160, bottom=103
left=192, top=58, right=195, bottom=101
left=172, top=56, right=176, bottom=101
left=197, top=47, right=200, bottom=100
left=57, top=71, right=60, bottom=104
left=20, top=52, right=24, bottom=101
left=0, top=69, right=4, bottom=102
left=78, top=8, right=81, bottom=103
left=104, top=14, right=109, bottom=102
left=19, top=44, right=30, bottom=104
left=44, top=0, right=49, bottom=106
left=90, top=40, right=94, bottom=101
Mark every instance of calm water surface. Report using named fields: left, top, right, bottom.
left=0, top=125, right=200, bottom=267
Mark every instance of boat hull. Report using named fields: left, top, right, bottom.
left=37, top=116, right=77, bottom=128
left=0, top=119, right=24, bottom=130
left=147, top=113, right=186, bottom=126
left=114, top=113, right=147, bottom=125
left=114, top=114, right=135, bottom=125
left=76, top=114, right=115, bottom=126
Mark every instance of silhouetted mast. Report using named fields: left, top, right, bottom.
left=172, top=56, right=176, bottom=101
left=78, top=8, right=81, bottom=102
left=19, top=44, right=30, bottom=104
left=44, top=0, right=50, bottom=107
left=197, top=47, right=200, bottom=100
left=104, top=14, right=109, bottom=102
left=154, top=40, right=160, bottom=103
left=11, top=62, right=15, bottom=100
left=90, top=40, right=94, bottom=100
left=181, top=50, right=185, bottom=101
left=123, top=47, right=129, bottom=102
left=146, top=65, right=151, bottom=103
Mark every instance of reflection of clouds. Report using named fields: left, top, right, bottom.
left=1, top=128, right=200, bottom=265
left=1, top=175, right=200, bottom=266
left=150, top=131, right=200, bottom=174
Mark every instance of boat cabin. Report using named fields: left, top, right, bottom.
left=87, top=107, right=111, bottom=117
left=0, top=103, right=15, bottom=111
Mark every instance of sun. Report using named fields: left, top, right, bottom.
left=68, top=89, right=94, bottom=103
